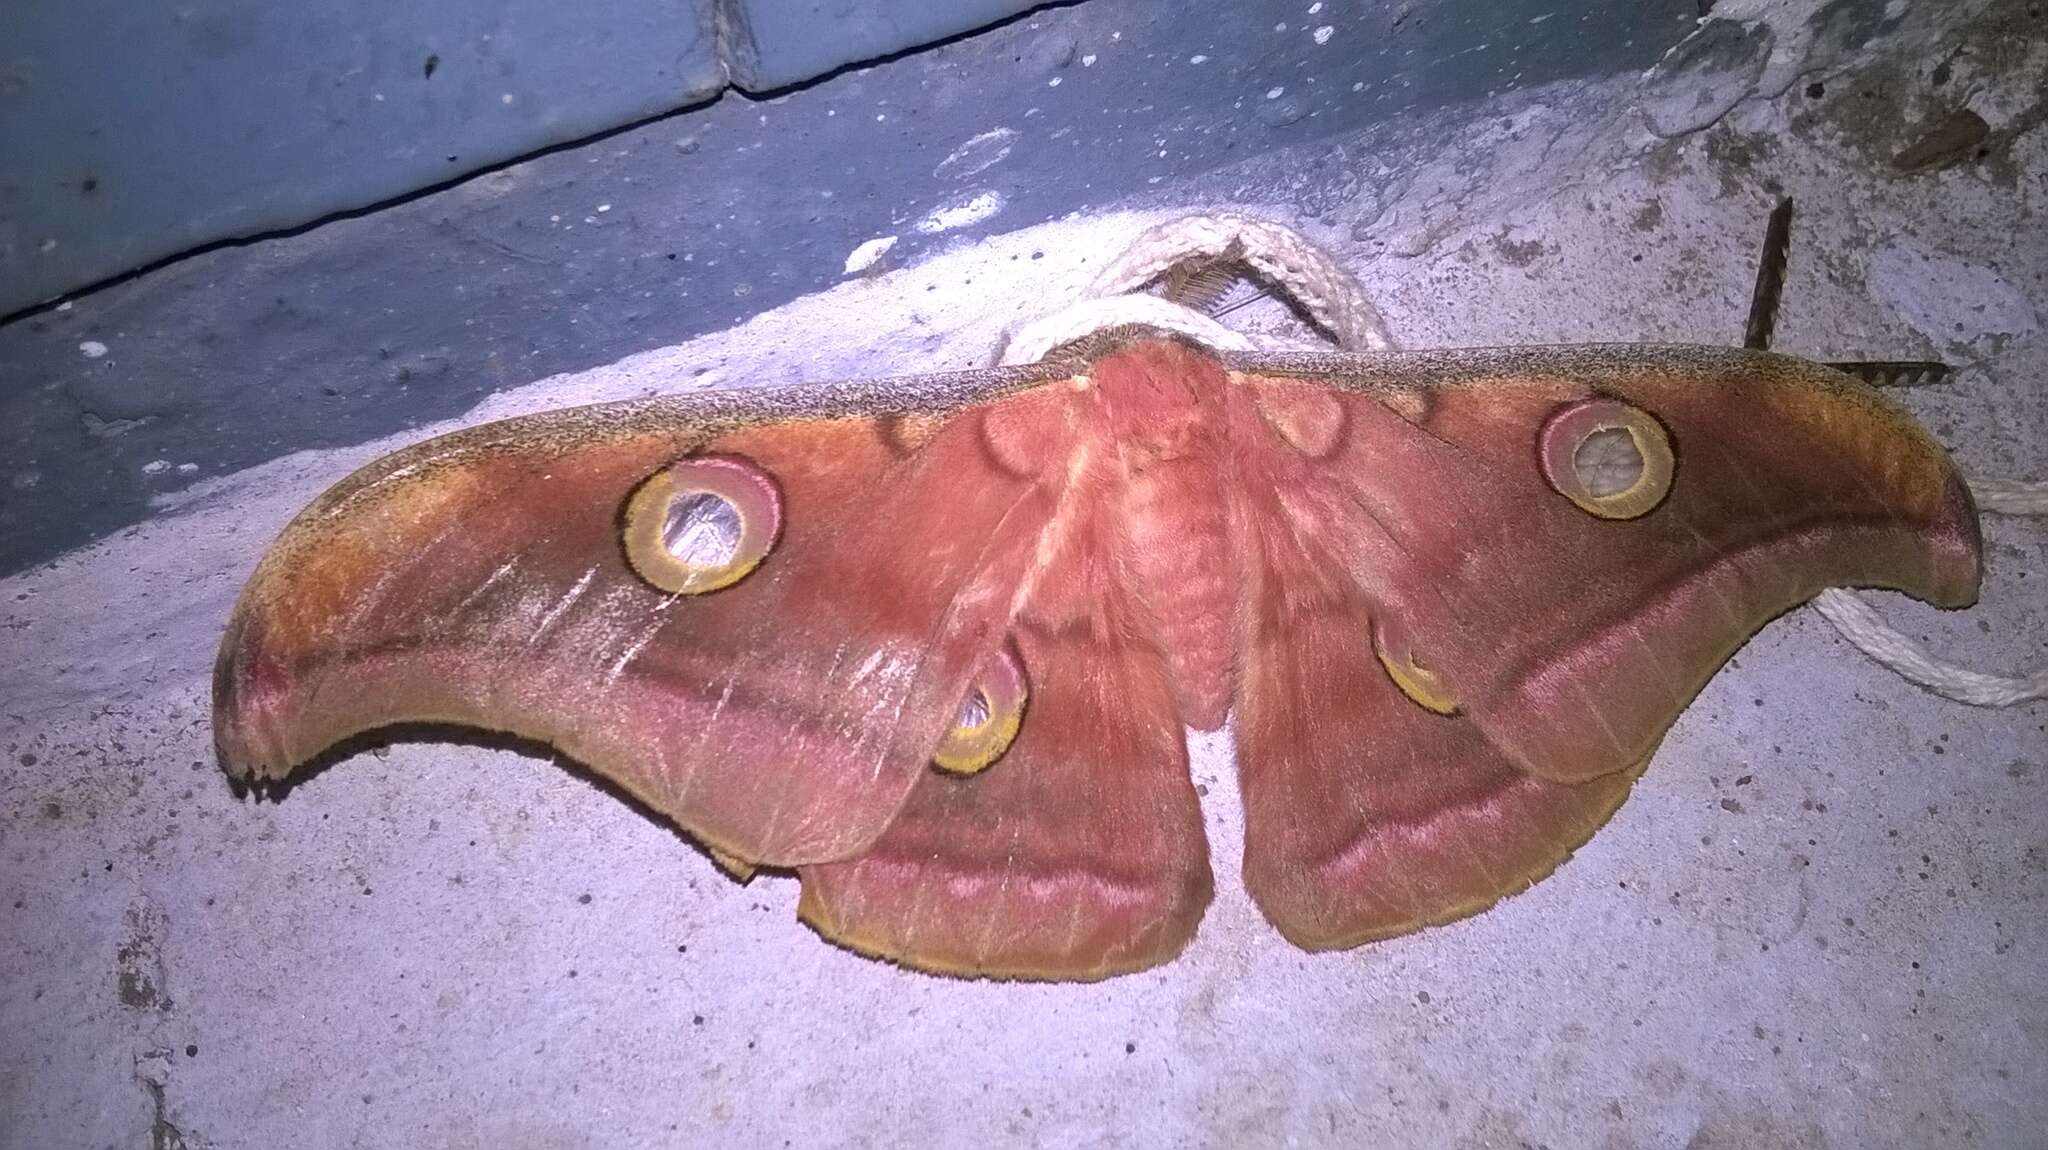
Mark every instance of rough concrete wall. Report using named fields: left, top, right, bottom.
left=723, top=0, right=1050, bottom=89
left=0, top=0, right=1050, bottom=316
left=0, top=0, right=1704, bottom=577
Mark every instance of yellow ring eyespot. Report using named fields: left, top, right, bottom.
left=1538, top=398, right=1675, bottom=520
left=933, top=644, right=1028, bottom=775
left=622, top=455, right=782, bottom=594
left=1373, top=619, right=1458, bottom=715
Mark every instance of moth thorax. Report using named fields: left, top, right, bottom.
left=1120, top=456, right=1237, bottom=730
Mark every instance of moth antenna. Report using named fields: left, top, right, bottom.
left=1823, top=360, right=1954, bottom=388
left=1156, top=254, right=1321, bottom=340
left=1743, top=197, right=1794, bottom=351
left=1739, top=199, right=1951, bottom=391
left=1157, top=256, right=1245, bottom=313
left=1210, top=284, right=1277, bottom=320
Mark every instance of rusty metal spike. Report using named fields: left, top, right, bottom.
left=1744, top=197, right=1795, bottom=351
left=1824, top=360, right=1954, bottom=388
left=1738, top=199, right=1952, bottom=389
left=1158, top=258, right=1245, bottom=313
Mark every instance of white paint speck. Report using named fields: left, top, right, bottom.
left=500, top=92, right=514, bottom=105
left=915, top=191, right=1004, bottom=235
left=1047, top=76, right=1062, bottom=87
left=1274, top=22, right=1289, bottom=32
left=596, top=203, right=612, bottom=213
left=141, top=460, right=169, bottom=476
left=56, top=301, right=72, bottom=312
left=79, top=340, right=107, bottom=358
left=1266, top=86, right=1286, bottom=99
left=877, top=113, right=887, bottom=121
left=1352, top=80, right=1365, bottom=91
left=1082, top=54, right=1096, bottom=66
left=177, top=463, right=199, bottom=475
left=843, top=235, right=898, bottom=275
left=1189, top=54, right=1209, bottom=64
left=1308, top=1, right=1323, bottom=11
left=1314, top=25, right=1335, bottom=44
left=934, top=128, right=1017, bottom=180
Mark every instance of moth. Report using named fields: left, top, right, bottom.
left=213, top=214, right=1981, bottom=980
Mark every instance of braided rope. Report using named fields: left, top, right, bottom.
left=1001, top=213, right=1392, bottom=364
left=1007, top=212, right=2042, bottom=707
left=1082, top=212, right=1396, bottom=351
left=1000, top=294, right=1257, bottom=366
left=1966, top=476, right=2048, bottom=516
left=1815, top=476, right=2047, bottom=706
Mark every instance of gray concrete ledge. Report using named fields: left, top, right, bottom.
left=0, top=0, right=1051, bottom=315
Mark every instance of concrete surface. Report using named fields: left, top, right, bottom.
left=2, top=0, right=2045, bottom=1146
left=0, top=0, right=1703, bottom=578
left=724, top=0, right=1052, bottom=91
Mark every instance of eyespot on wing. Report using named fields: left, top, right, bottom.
left=622, top=454, right=783, bottom=594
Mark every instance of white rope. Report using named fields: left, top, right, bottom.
left=1009, top=212, right=2043, bottom=708
left=1000, top=212, right=1393, bottom=365
left=1082, top=212, right=1397, bottom=351
left=1816, top=476, right=2048, bottom=706
left=1000, top=294, right=1257, bottom=366
left=1965, top=475, right=2048, bottom=516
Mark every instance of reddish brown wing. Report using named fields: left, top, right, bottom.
left=214, top=369, right=1073, bottom=866
left=1228, top=346, right=1980, bottom=947
left=1235, top=585, right=1640, bottom=946
left=796, top=450, right=1213, bottom=980
left=797, top=614, right=1212, bottom=981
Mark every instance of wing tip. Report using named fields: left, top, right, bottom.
left=211, top=605, right=297, bottom=783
